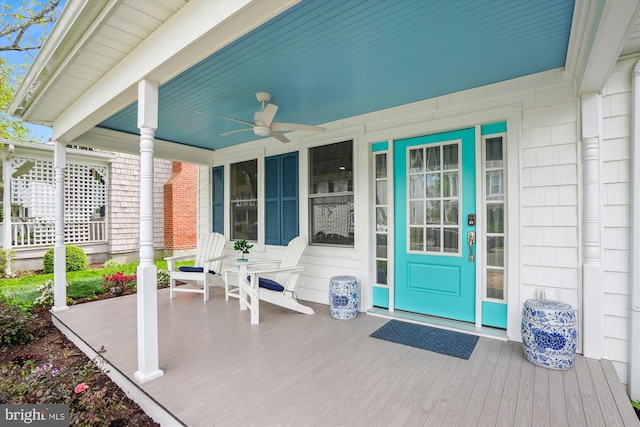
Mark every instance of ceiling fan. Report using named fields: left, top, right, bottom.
left=196, top=92, right=326, bottom=143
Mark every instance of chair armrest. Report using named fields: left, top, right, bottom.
left=164, top=254, right=196, bottom=262
left=164, top=254, right=196, bottom=272
left=247, top=265, right=305, bottom=275
left=242, top=260, right=281, bottom=268
left=203, top=255, right=228, bottom=263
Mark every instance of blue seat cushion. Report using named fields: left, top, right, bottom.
left=247, top=276, right=285, bottom=292
left=179, top=266, right=216, bottom=275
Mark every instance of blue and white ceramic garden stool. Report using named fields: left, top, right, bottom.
left=329, top=276, right=359, bottom=320
left=521, top=299, right=577, bottom=370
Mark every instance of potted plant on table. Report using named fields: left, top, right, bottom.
left=234, top=239, right=253, bottom=262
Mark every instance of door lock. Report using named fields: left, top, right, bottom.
left=467, top=231, right=476, bottom=262
left=467, top=214, right=476, bottom=226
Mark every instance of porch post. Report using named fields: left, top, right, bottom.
left=52, top=141, right=68, bottom=312
left=2, top=146, right=13, bottom=277
left=581, top=93, right=603, bottom=359
left=134, top=79, right=164, bottom=383
left=629, top=60, right=640, bottom=400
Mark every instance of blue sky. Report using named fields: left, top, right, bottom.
left=1, top=0, right=67, bottom=142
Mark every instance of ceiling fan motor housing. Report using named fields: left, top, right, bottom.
left=253, top=125, right=271, bottom=137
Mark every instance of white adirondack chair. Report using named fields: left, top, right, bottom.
left=226, top=235, right=313, bottom=324
left=165, top=232, right=228, bottom=301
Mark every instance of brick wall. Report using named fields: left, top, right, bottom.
left=164, top=162, right=198, bottom=250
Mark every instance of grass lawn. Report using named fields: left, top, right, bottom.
left=0, top=259, right=192, bottom=309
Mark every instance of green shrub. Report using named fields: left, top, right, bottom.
left=33, top=280, right=73, bottom=308
left=43, top=245, right=88, bottom=274
left=102, top=259, right=120, bottom=269
left=0, top=302, right=33, bottom=348
left=157, top=270, right=170, bottom=288
left=67, top=277, right=107, bottom=300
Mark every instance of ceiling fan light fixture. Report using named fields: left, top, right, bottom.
left=253, top=125, right=271, bottom=137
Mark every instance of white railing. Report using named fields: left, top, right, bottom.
left=7, top=220, right=107, bottom=247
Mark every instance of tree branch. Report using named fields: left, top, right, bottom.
left=0, top=0, right=60, bottom=51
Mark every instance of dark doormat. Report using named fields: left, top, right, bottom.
left=370, top=319, right=479, bottom=360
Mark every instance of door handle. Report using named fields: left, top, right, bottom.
left=467, top=232, right=476, bottom=262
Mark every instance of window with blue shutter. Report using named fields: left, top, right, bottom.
left=212, top=166, right=224, bottom=233
left=265, top=152, right=299, bottom=245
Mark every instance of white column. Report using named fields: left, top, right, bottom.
left=581, top=93, right=603, bottom=359
left=134, top=79, right=163, bottom=383
left=52, top=141, right=68, bottom=312
left=2, top=147, right=13, bottom=277
left=629, top=60, right=640, bottom=400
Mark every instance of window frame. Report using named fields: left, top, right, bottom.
left=229, top=158, right=259, bottom=242
left=308, top=140, right=355, bottom=247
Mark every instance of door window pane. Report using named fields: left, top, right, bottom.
left=376, top=234, right=387, bottom=258
left=487, top=236, right=504, bottom=267
left=425, top=228, right=440, bottom=252
left=410, top=227, right=424, bottom=251
left=487, top=269, right=504, bottom=299
left=425, top=200, right=440, bottom=224
left=376, top=207, right=387, bottom=231
left=486, top=171, right=503, bottom=200
left=410, top=201, right=424, bottom=225
left=426, top=147, right=440, bottom=171
left=443, top=200, right=458, bottom=225
left=487, top=204, right=504, bottom=233
left=443, top=172, right=459, bottom=197
left=410, top=175, right=425, bottom=198
left=486, top=137, right=503, bottom=168
left=376, top=181, right=387, bottom=204
left=426, top=173, right=441, bottom=197
left=410, top=149, right=423, bottom=172
left=443, top=144, right=458, bottom=170
left=376, top=154, right=387, bottom=179
left=443, top=228, right=458, bottom=253
left=376, top=260, right=388, bottom=285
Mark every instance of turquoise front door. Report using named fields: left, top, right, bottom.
left=394, top=128, right=476, bottom=322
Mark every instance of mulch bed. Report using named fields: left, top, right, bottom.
left=0, top=293, right=160, bottom=426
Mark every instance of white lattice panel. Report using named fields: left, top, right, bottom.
left=9, top=157, right=108, bottom=246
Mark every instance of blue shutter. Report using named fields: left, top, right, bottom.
left=264, top=156, right=280, bottom=245
left=212, top=166, right=224, bottom=233
left=281, top=152, right=298, bottom=244
left=264, top=152, right=299, bottom=245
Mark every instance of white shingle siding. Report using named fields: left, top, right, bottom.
left=109, top=153, right=172, bottom=255
left=600, top=55, right=636, bottom=383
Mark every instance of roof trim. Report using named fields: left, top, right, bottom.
left=74, top=127, right=215, bottom=164
left=8, top=0, right=116, bottom=119
left=567, top=0, right=640, bottom=94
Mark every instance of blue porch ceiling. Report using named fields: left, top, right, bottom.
left=99, top=0, right=575, bottom=151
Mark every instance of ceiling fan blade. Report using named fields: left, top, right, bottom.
left=257, top=103, right=278, bottom=126
left=271, top=122, right=326, bottom=133
left=270, top=131, right=290, bottom=143
left=195, top=110, right=254, bottom=126
left=221, top=128, right=253, bottom=136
